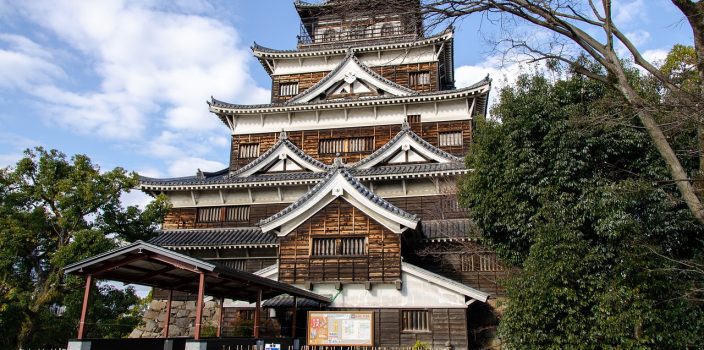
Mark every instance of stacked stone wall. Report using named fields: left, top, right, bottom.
left=129, top=299, right=221, bottom=338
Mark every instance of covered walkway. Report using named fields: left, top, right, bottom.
left=64, top=241, right=330, bottom=349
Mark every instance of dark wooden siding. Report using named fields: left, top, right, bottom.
left=386, top=195, right=468, bottom=221
left=278, top=198, right=401, bottom=284
left=230, top=120, right=471, bottom=171
left=162, top=204, right=288, bottom=230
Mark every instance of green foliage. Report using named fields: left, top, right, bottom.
left=0, top=147, right=170, bottom=348
left=460, top=72, right=704, bottom=348
left=412, top=340, right=430, bottom=350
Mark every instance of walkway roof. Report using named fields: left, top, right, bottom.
left=64, top=241, right=330, bottom=304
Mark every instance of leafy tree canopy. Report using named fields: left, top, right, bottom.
left=460, top=66, right=704, bottom=348
left=0, top=147, right=170, bottom=349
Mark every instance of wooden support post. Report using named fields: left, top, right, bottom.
left=194, top=273, right=205, bottom=340
left=217, top=297, right=224, bottom=338
left=254, top=289, right=262, bottom=338
left=77, top=274, right=93, bottom=339
left=292, top=296, right=298, bottom=338
left=163, top=289, right=173, bottom=338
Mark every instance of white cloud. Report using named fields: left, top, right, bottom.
left=120, top=190, right=153, bottom=209
left=0, top=132, right=39, bottom=167
left=0, top=34, right=65, bottom=90
left=643, top=49, right=669, bottom=66
left=614, top=0, right=647, bottom=25
left=11, top=0, right=268, bottom=139
left=167, top=157, right=226, bottom=177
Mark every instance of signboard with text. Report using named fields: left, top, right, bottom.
left=307, top=311, right=374, bottom=346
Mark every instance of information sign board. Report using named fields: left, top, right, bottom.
left=307, top=311, right=374, bottom=346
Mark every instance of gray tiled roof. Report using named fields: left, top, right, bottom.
left=421, top=219, right=479, bottom=240
left=351, top=122, right=462, bottom=169
left=352, top=161, right=467, bottom=177
left=148, top=228, right=278, bottom=248
left=259, top=165, right=418, bottom=226
left=208, top=76, right=490, bottom=110
left=229, top=132, right=331, bottom=177
left=140, top=171, right=326, bottom=187
left=262, top=295, right=322, bottom=308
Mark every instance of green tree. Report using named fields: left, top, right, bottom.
left=0, top=147, right=170, bottom=349
left=460, top=72, right=704, bottom=348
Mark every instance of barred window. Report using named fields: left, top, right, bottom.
left=280, top=82, right=299, bottom=96
left=438, top=131, right=463, bottom=147
left=381, top=23, right=397, bottom=37
left=402, top=310, right=430, bottom=332
left=239, top=143, right=260, bottom=158
left=197, top=207, right=221, bottom=223
left=219, top=259, right=246, bottom=271
left=224, top=206, right=250, bottom=222
left=197, top=206, right=250, bottom=223
left=349, top=25, right=367, bottom=39
left=312, top=237, right=366, bottom=256
left=319, top=137, right=373, bottom=154
left=406, top=115, right=421, bottom=124
left=319, top=139, right=344, bottom=154
left=409, top=71, right=431, bottom=87
left=322, top=29, right=337, bottom=42
left=461, top=253, right=504, bottom=272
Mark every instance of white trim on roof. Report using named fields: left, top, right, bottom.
left=235, top=141, right=329, bottom=177
left=402, top=261, right=490, bottom=302
left=260, top=171, right=418, bottom=236
left=354, top=133, right=458, bottom=169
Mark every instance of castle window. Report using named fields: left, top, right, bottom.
left=406, top=115, right=421, bottom=124
left=461, top=253, right=504, bottom=272
left=224, top=206, right=250, bottom=222
left=381, top=23, right=397, bottom=37
left=409, top=71, right=431, bottom=87
left=280, top=82, right=299, bottom=96
left=349, top=25, right=367, bottom=39
left=438, top=131, right=463, bottom=147
left=239, top=143, right=260, bottom=158
left=197, top=206, right=250, bottom=223
left=312, top=237, right=366, bottom=256
left=322, top=29, right=337, bottom=42
left=402, top=310, right=430, bottom=332
left=319, top=137, right=374, bottom=154
left=197, top=207, right=221, bottom=223
left=219, top=259, right=246, bottom=271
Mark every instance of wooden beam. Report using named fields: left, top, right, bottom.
left=87, top=253, right=147, bottom=275
left=133, top=266, right=176, bottom=284
left=163, top=289, right=173, bottom=338
left=254, top=289, right=262, bottom=338
left=292, top=296, right=298, bottom=338
left=219, top=189, right=225, bottom=204
left=217, top=297, right=224, bottom=338
left=194, top=272, right=205, bottom=340
left=77, top=274, right=93, bottom=339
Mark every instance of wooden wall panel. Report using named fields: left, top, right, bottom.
left=162, top=204, right=287, bottom=230
left=278, top=198, right=401, bottom=284
left=386, top=195, right=468, bottom=220
left=230, top=120, right=471, bottom=171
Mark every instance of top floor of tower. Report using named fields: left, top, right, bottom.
left=294, top=0, right=423, bottom=49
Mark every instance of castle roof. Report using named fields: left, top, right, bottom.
left=149, top=227, right=278, bottom=250
left=259, top=162, right=419, bottom=236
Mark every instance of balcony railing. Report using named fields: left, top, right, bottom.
left=297, top=18, right=421, bottom=47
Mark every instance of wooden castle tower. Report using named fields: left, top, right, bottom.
left=141, top=1, right=504, bottom=348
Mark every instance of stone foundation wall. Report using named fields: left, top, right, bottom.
left=129, top=299, right=222, bottom=338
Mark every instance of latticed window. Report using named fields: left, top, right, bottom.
left=461, top=253, right=504, bottom=272
left=197, top=207, right=221, bottom=223
left=406, top=115, right=421, bottom=124
left=239, top=143, right=260, bottom=158
left=402, top=310, right=430, bottom=332
left=409, top=71, right=431, bottom=86
left=311, top=237, right=366, bottom=256
left=224, top=206, right=250, bottom=222
left=280, top=82, right=299, bottom=96
left=319, top=137, right=373, bottom=154
left=321, top=29, right=337, bottom=42
left=438, top=131, right=463, bottom=147
left=197, top=206, right=250, bottom=223
left=381, top=23, right=397, bottom=37
left=219, top=259, right=246, bottom=271
left=349, top=25, right=367, bottom=39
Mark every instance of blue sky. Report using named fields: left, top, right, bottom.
left=0, top=0, right=694, bottom=208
